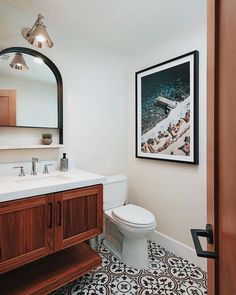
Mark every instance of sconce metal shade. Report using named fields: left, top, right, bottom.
left=22, top=14, right=54, bottom=48
left=9, top=53, right=29, bottom=70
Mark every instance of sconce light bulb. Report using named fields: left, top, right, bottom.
left=36, top=35, right=46, bottom=42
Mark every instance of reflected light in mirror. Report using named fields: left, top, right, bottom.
left=9, top=53, right=29, bottom=71
left=34, top=57, right=44, bottom=64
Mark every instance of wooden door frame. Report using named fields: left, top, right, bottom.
left=207, top=0, right=220, bottom=294
left=0, top=89, right=16, bottom=126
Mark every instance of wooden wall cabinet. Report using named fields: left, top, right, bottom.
left=0, top=184, right=103, bottom=275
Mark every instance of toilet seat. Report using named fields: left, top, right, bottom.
left=111, top=204, right=156, bottom=228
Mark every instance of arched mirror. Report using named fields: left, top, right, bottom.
left=0, top=47, right=63, bottom=143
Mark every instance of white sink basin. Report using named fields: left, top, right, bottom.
left=13, top=173, right=78, bottom=183
left=14, top=175, right=63, bottom=183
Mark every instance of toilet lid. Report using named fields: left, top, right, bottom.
left=112, top=204, right=155, bottom=226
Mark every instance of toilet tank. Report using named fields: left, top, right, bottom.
left=103, top=175, right=128, bottom=210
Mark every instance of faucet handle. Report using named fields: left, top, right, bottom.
left=13, top=166, right=25, bottom=177
left=43, top=163, right=53, bottom=174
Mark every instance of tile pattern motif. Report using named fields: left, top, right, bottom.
left=51, top=241, right=207, bottom=295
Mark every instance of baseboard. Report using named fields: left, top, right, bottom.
left=149, top=230, right=207, bottom=271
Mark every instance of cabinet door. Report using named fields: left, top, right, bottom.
left=0, top=195, right=54, bottom=274
left=54, top=185, right=103, bottom=251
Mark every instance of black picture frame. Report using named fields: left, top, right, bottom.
left=0, top=47, right=63, bottom=144
left=135, top=51, right=199, bottom=164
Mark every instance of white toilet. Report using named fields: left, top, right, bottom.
left=103, top=175, right=156, bottom=269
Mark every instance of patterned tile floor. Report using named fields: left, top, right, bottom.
left=51, top=241, right=207, bottom=295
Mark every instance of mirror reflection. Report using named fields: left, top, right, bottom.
left=0, top=52, right=58, bottom=128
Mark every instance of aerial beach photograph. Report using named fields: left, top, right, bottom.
left=136, top=52, right=198, bottom=163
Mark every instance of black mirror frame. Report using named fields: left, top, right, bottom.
left=0, top=47, right=63, bottom=144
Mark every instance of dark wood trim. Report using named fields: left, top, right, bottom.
left=135, top=50, right=199, bottom=164
left=0, top=47, right=63, bottom=144
left=0, top=242, right=101, bottom=295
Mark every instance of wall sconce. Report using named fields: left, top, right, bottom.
left=22, top=14, right=54, bottom=48
left=10, top=53, right=29, bottom=70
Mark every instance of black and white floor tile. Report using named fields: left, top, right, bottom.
left=50, top=241, right=207, bottom=295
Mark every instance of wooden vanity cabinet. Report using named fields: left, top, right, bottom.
left=0, top=184, right=103, bottom=275
left=54, top=185, right=103, bottom=251
left=0, top=194, right=54, bottom=274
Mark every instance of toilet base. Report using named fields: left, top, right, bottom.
left=103, top=239, right=122, bottom=260
left=122, top=237, right=149, bottom=269
left=104, top=236, right=149, bottom=269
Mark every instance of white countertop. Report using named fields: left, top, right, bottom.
left=0, top=169, right=106, bottom=203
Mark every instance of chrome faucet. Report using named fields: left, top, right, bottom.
left=43, top=163, right=53, bottom=174
left=31, top=157, right=40, bottom=175
left=13, top=166, right=25, bottom=177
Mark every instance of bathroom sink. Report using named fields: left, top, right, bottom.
left=14, top=173, right=82, bottom=184
left=14, top=174, right=68, bottom=183
left=0, top=169, right=106, bottom=203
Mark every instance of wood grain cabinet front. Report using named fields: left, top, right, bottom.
left=0, top=194, right=54, bottom=274
left=0, top=184, right=103, bottom=275
left=54, top=185, right=103, bottom=251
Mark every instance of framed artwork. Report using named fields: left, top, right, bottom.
left=135, top=51, right=199, bottom=164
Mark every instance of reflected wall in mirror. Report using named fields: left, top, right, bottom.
left=0, top=50, right=58, bottom=128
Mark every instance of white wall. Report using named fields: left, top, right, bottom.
left=127, top=23, right=207, bottom=249
left=60, top=38, right=128, bottom=175
left=0, top=73, right=57, bottom=127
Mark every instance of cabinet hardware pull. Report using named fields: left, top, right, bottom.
left=48, top=203, right=53, bottom=229
left=57, top=201, right=62, bottom=226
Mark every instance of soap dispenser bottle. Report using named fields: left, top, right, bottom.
left=60, top=153, right=68, bottom=172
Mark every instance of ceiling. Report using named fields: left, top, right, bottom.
left=0, top=0, right=206, bottom=54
